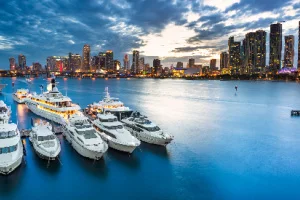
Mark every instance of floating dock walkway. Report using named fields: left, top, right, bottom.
left=291, top=110, right=300, bottom=116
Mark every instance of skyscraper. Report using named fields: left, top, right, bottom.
left=114, top=60, right=121, bottom=71
left=67, top=54, right=82, bottom=72
left=98, top=52, right=106, bottom=69
left=210, top=59, right=217, bottom=71
left=298, top=21, right=300, bottom=69
left=153, top=59, right=161, bottom=75
left=255, top=30, right=267, bottom=72
left=220, top=52, right=229, bottom=69
left=244, top=32, right=256, bottom=74
left=188, top=58, right=195, bottom=68
left=284, top=35, right=294, bottom=68
left=123, top=54, right=130, bottom=70
left=91, top=55, right=100, bottom=70
left=105, top=50, right=113, bottom=71
left=228, top=36, right=241, bottom=74
left=269, top=23, right=282, bottom=72
left=139, top=57, right=145, bottom=72
left=18, top=54, right=26, bottom=70
left=132, top=50, right=139, bottom=74
left=176, top=62, right=183, bottom=68
left=82, top=44, right=90, bottom=71
left=9, top=57, right=16, bottom=70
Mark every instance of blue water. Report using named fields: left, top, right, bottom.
left=1, top=77, right=300, bottom=200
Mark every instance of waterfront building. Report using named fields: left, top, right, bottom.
left=105, top=50, right=113, bottom=71
left=298, top=21, right=300, bottom=68
left=269, top=23, right=282, bottom=72
left=114, top=60, right=121, bottom=71
left=144, top=63, right=150, bottom=73
left=18, top=54, right=26, bottom=70
left=82, top=44, right=90, bottom=71
left=153, top=59, right=161, bottom=75
left=284, top=35, right=294, bottom=68
left=132, top=50, right=139, bottom=74
left=188, top=58, right=195, bottom=68
left=176, top=62, right=183, bottom=68
left=68, top=53, right=82, bottom=72
left=123, top=54, right=130, bottom=70
left=47, top=56, right=69, bottom=72
left=210, top=59, right=217, bottom=71
left=228, top=36, right=241, bottom=74
left=255, top=30, right=267, bottom=73
left=220, top=52, right=229, bottom=69
left=139, top=57, right=145, bottom=73
left=91, top=56, right=100, bottom=71
left=99, top=52, right=106, bottom=69
left=9, top=57, right=16, bottom=71
left=32, top=62, right=43, bottom=71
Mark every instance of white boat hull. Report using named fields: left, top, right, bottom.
left=12, top=95, right=26, bottom=104
left=63, top=129, right=106, bottom=160
left=124, top=126, right=172, bottom=146
left=26, top=102, right=66, bottom=125
left=0, top=140, right=23, bottom=175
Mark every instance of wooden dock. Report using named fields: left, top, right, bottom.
left=291, top=110, right=300, bottom=116
left=20, top=126, right=64, bottom=138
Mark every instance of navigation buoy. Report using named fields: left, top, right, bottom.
left=235, top=85, right=238, bottom=91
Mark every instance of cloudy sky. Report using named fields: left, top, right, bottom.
left=0, top=0, right=299, bottom=69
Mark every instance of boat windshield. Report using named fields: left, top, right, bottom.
left=104, top=125, right=123, bottom=130
left=0, top=131, right=17, bottom=139
left=145, top=126, right=160, bottom=132
left=0, top=107, right=7, bottom=113
left=0, top=144, right=18, bottom=154
left=100, top=118, right=117, bottom=122
left=74, top=121, right=92, bottom=129
left=38, top=135, right=55, bottom=141
left=75, top=129, right=98, bottom=139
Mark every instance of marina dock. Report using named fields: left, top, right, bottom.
left=291, top=110, right=300, bottom=116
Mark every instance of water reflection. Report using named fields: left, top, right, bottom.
left=106, top=149, right=141, bottom=170
left=0, top=161, right=24, bottom=195
left=140, top=143, right=171, bottom=159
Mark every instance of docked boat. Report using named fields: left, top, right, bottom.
left=25, top=78, right=81, bottom=125
left=63, top=113, right=108, bottom=160
left=29, top=119, right=61, bottom=160
left=12, top=88, right=30, bottom=104
left=0, top=101, right=23, bottom=175
left=92, top=113, right=140, bottom=153
left=122, top=112, right=173, bottom=146
left=85, top=87, right=133, bottom=120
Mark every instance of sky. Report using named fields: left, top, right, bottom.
left=0, top=0, right=299, bottom=69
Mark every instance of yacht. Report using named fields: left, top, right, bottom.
left=92, top=113, right=140, bottom=153
left=0, top=101, right=11, bottom=118
left=25, top=78, right=81, bottom=125
left=13, top=88, right=30, bottom=103
left=85, top=87, right=133, bottom=120
left=63, top=113, right=108, bottom=160
left=0, top=102, right=23, bottom=175
left=122, top=112, right=173, bottom=146
left=29, top=119, right=61, bottom=160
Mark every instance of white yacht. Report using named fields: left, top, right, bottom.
left=29, top=119, right=61, bottom=160
left=92, top=113, right=140, bottom=153
left=0, top=101, right=11, bottom=118
left=13, top=88, right=30, bottom=103
left=63, top=113, right=108, bottom=160
left=85, top=87, right=133, bottom=120
left=0, top=102, right=23, bottom=175
left=25, top=78, right=81, bottom=125
left=122, top=112, right=173, bottom=146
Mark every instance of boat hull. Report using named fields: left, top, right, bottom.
left=63, top=129, right=106, bottom=160
left=12, top=95, right=25, bottom=104
left=0, top=141, right=23, bottom=175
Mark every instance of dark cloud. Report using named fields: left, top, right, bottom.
left=171, top=46, right=217, bottom=53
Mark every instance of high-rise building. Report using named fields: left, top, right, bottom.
left=68, top=53, right=82, bottom=72
left=210, top=59, right=217, bottom=71
left=18, top=54, right=26, bottom=70
left=244, top=32, right=256, bottom=74
left=188, top=58, right=195, bottom=68
left=32, top=62, right=43, bottom=71
left=123, top=54, right=130, bottom=70
left=269, top=23, right=282, bottom=72
left=220, top=52, right=229, bottom=69
left=47, top=56, right=69, bottom=71
left=91, top=56, right=100, bottom=70
left=105, top=50, right=113, bottom=71
left=9, top=57, right=16, bottom=70
left=176, top=62, right=183, bottom=68
left=255, top=30, right=267, bottom=73
left=298, top=21, right=300, bottom=68
left=82, top=44, right=90, bottom=71
left=139, top=57, right=145, bottom=72
left=114, top=60, right=121, bottom=71
left=284, top=35, right=294, bottom=68
left=98, top=52, right=106, bottom=69
left=153, top=59, right=161, bottom=75
left=228, top=36, right=241, bottom=74
left=132, top=50, right=139, bottom=74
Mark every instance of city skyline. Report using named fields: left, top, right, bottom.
left=0, top=0, right=299, bottom=68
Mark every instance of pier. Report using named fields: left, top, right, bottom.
left=291, top=110, right=300, bottom=116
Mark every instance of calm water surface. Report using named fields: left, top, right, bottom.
left=1, top=78, right=300, bottom=200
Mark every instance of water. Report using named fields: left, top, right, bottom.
left=1, top=77, right=300, bottom=200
